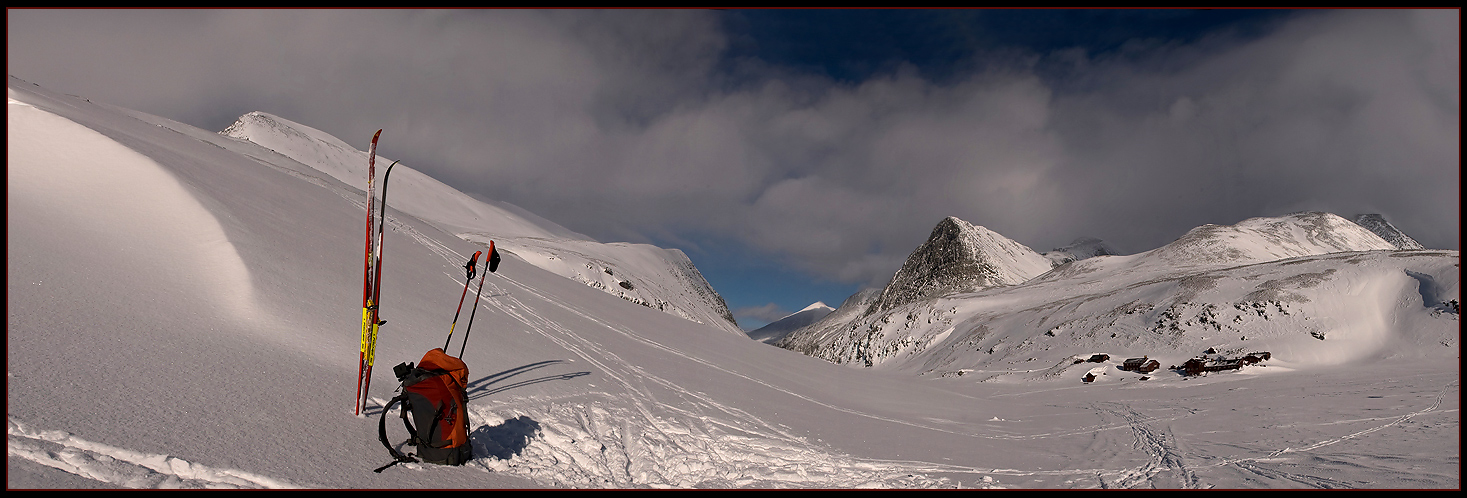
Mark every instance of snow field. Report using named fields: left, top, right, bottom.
left=8, top=418, right=299, bottom=489
left=458, top=397, right=966, bottom=488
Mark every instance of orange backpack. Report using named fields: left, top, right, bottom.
left=375, top=348, right=472, bottom=472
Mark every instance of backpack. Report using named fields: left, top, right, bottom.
left=375, top=348, right=473, bottom=472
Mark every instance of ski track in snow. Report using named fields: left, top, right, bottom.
left=1078, top=377, right=1460, bottom=489
left=368, top=213, right=999, bottom=486
left=1202, top=378, right=1460, bottom=488
left=407, top=271, right=989, bottom=488
left=1089, top=402, right=1200, bottom=489
left=373, top=231, right=1462, bottom=489
left=7, top=418, right=303, bottom=489
left=1265, top=379, right=1457, bottom=456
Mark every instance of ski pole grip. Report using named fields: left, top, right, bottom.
left=464, top=251, right=481, bottom=279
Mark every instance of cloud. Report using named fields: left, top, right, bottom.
left=8, top=9, right=1457, bottom=291
left=1040, top=9, right=1459, bottom=253
left=731, top=302, right=790, bottom=327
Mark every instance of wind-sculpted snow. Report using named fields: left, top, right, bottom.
left=8, top=96, right=257, bottom=322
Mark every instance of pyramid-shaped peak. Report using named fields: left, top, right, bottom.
left=799, top=302, right=834, bottom=313
left=869, top=216, right=1051, bottom=314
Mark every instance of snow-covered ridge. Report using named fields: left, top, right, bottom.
left=1139, top=212, right=1397, bottom=270
left=778, top=211, right=1455, bottom=374
left=1041, top=236, right=1118, bottom=266
left=745, top=302, right=835, bottom=344
left=775, top=288, right=881, bottom=355
left=220, top=111, right=581, bottom=240
left=1353, top=213, right=1425, bottom=250
left=220, top=111, right=741, bottom=335
left=460, top=234, right=741, bottom=335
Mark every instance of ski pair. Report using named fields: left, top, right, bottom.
left=356, top=130, right=401, bottom=416
left=445, top=241, right=500, bottom=358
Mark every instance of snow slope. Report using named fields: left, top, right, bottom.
left=219, top=111, right=741, bottom=336
left=1042, top=236, right=1119, bottom=266
left=220, top=111, right=586, bottom=241
left=746, top=302, right=835, bottom=344
left=8, top=77, right=1459, bottom=489
left=1354, top=214, right=1427, bottom=250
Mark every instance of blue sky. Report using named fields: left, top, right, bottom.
left=8, top=9, right=1459, bottom=330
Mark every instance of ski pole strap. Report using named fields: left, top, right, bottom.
left=464, top=250, right=481, bottom=280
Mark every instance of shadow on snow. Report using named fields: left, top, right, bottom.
left=467, top=359, right=591, bottom=401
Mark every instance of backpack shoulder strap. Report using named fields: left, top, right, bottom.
left=374, top=393, right=419, bottom=473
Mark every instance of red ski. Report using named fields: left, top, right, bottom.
left=356, top=129, right=382, bottom=416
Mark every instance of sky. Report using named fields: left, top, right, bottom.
left=7, top=8, right=1460, bottom=330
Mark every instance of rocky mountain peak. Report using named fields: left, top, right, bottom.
left=868, top=217, right=1051, bottom=315
left=1353, top=214, right=1425, bottom=250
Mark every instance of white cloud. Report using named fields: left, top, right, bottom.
left=732, top=302, right=790, bottom=326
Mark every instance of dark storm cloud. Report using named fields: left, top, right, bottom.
left=8, top=9, right=1458, bottom=290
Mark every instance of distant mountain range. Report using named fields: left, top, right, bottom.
left=776, top=211, right=1456, bottom=378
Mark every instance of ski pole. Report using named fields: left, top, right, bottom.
left=443, top=251, right=482, bottom=351
left=459, top=241, right=500, bottom=358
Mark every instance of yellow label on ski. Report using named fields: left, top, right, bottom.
left=366, top=321, right=380, bottom=366
left=360, top=303, right=373, bottom=354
